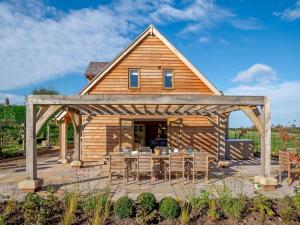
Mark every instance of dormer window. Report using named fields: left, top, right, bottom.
left=163, top=69, right=174, bottom=89
left=128, top=68, right=140, bottom=89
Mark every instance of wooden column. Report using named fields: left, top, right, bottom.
left=18, top=99, right=43, bottom=192
left=58, top=120, right=69, bottom=164
left=218, top=114, right=227, bottom=160
left=261, top=97, right=271, bottom=176
left=71, top=112, right=82, bottom=168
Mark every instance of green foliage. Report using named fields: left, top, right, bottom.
left=207, top=199, right=220, bottom=222
left=23, top=193, right=46, bottom=225
left=253, top=193, right=275, bottom=220
left=32, top=86, right=59, bottom=95
left=61, top=192, right=78, bottom=225
left=189, top=190, right=210, bottom=212
left=222, top=196, right=246, bottom=220
left=180, top=202, right=191, bottom=225
left=136, top=192, right=157, bottom=214
left=114, top=196, right=134, bottom=219
left=82, top=191, right=110, bottom=215
left=278, top=196, right=298, bottom=224
left=159, top=197, right=180, bottom=219
left=0, top=215, right=4, bottom=225
left=293, top=188, right=300, bottom=211
left=5, top=196, right=17, bottom=214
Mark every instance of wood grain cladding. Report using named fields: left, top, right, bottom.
left=88, top=34, right=214, bottom=95
left=81, top=34, right=218, bottom=161
left=81, top=115, right=218, bottom=161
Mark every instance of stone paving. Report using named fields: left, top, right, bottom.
left=0, top=150, right=298, bottom=201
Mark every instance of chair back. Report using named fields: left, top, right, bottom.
left=137, top=153, right=152, bottom=172
left=169, top=152, right=184, bottom=172
left=193, top=151, right=208, bottom=172
left=279, top=151, right=290, bottom=171
left=109, top=153, right=125, bottom=173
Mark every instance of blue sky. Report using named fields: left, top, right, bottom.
left=0, top=0, right=300, bottom=127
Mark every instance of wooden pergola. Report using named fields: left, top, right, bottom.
left=18, top=94, right=273, bottom=191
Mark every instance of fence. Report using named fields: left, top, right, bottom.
left=229, top=129, right=300, bottom=153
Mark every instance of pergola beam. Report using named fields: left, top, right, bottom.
left=29, top=94, right=265, bottom=106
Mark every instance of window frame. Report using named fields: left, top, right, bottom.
left=162, top=68, right=175, bottom=89
left=128, top=68, right=140, bottom=89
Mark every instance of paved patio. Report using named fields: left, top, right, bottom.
left=0, top=150, right=298, bottom=201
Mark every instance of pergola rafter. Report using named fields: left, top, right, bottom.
left=18, top=94, right=272, bottom=192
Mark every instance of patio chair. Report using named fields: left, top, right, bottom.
left=278, top=151, right=290, bottom=183
left=191, top=151, right=209, bottom=183
left=108, top=153, right=128, bottom=182
left=136, top=153, right=159, bottom=182
left=164, top=152, right=185, bottom=183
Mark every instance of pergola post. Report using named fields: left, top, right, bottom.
left=58, top=120, right=70, bottom=164
left=218, top=114, right=227, bottom=160
left=18, top=99, right=43, bottom=192
left=261, top=97, right=271, bottom=176
left=70, top=112, right=82, bottom=168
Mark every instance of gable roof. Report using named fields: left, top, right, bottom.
left=85, top=62, right=110, bottom=79
left=79, top=25, right=221, bottom=96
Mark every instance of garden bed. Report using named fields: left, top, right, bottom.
left=0, top=186, right=300, bottom=225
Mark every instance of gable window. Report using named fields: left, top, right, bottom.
left=128, top=69, right=140, bottom=89
left=163, top=69, right=174, bottom=89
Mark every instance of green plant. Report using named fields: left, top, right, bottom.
left=5, top=196, right=16, bottom=214
left=61, top=192, right=78, bottom=225
left=114, top=196, right=134, bottom=219
left=278, top=196, right=298, bottom=224
left=223, top=196, right=246, bottom=220
left=180, top=202, right=191, bottom=225
left=90, top=191, right=111, bottom=225
left=207, top=199, right=220, bottom=222
left=159, top=197, right=180, bottom=219
left=82, top=191, right=109, bottom=215
left=23, top=193, right=46, bottom=225
left=253, top=193, right=275, bottom=221
left=0, top=215, right=4, bottom=225
left=189, top=190, right=210, bottom=212
left=293, top=188, right=300, bottom=211
left=136, top=192, right=157, bottom=213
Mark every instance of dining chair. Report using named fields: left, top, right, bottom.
left=191, top=151, right=209, bottom=184
left=278, top=151, right=290, bottom=183
left=137, top=152, right=157, bottom=182
left=165, top=152, right=185, bottom=183
left=109, top=152, right=127, bottom=182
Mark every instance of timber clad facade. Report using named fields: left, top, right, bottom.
left=81, top=31, right=219, bottom=161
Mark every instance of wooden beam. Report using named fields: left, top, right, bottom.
left=29, top=94, right=265, bottom=106
left=240, top=106, right=263, bottom=135
left=172, top=105, right=185, bottom=115
left=36, top=106, right=49, bottom=121
left=261, top=97, right=271, bottom=176
left=36, top=105, right=62, bottom=135
left=131, top=104, right=144, bottom=115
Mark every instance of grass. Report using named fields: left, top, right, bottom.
left=229, top=129, right=300, bottom=154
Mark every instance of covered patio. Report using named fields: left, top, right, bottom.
left=18, top=94, right=276, bottom=191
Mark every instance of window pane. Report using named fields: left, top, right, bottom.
left=164, top=70, right=173, bottom=88
left=129, top=69, right=139, bottom=88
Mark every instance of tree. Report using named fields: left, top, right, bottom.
left=31, top=86, right=59, bottom=95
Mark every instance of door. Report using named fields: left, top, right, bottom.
left=167, top=118, right=183, bottom=149
left=119, top=118, right=134, bottom=151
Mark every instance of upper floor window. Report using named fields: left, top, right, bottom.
left=163, top=69, right=174, bottom=89
left=128, top=68, right=140, bottom=89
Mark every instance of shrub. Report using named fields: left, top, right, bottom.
left=114, top=196, right=134, bottom=219
left=293, top=188, right=300, bottom=211
left=223, top=197, right=246, bottom=220
left=82, top=191, right=109, bottom=214
left=278, top=196, right=298, bottom=224
left=207, top=199, right=220, bottom=222
left=61, top=192, right=78, bottom=225
left=136, top=192, right=157, bottom=213
left=180, top=202, right=191, bottom=225
left=0, top=215, right=4, bottom=225
left=23, top=193, right=46, bottom=225
left=159, top=197, right=180, bottom=219
left=189, top=190, right=210, bottom=212
left=5, top=197, right=17, bottom=214
left=253, top=193, right=274, bottom=221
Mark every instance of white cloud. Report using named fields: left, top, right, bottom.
left=230, top=17, right=263, bottom=30
left=274, top=0, right=300, bottom=21
left=233, top=64, right=277, bottom=84
left=225, top=81, right=300, bottom=127
left=198, top=36, right=211, bottom=43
